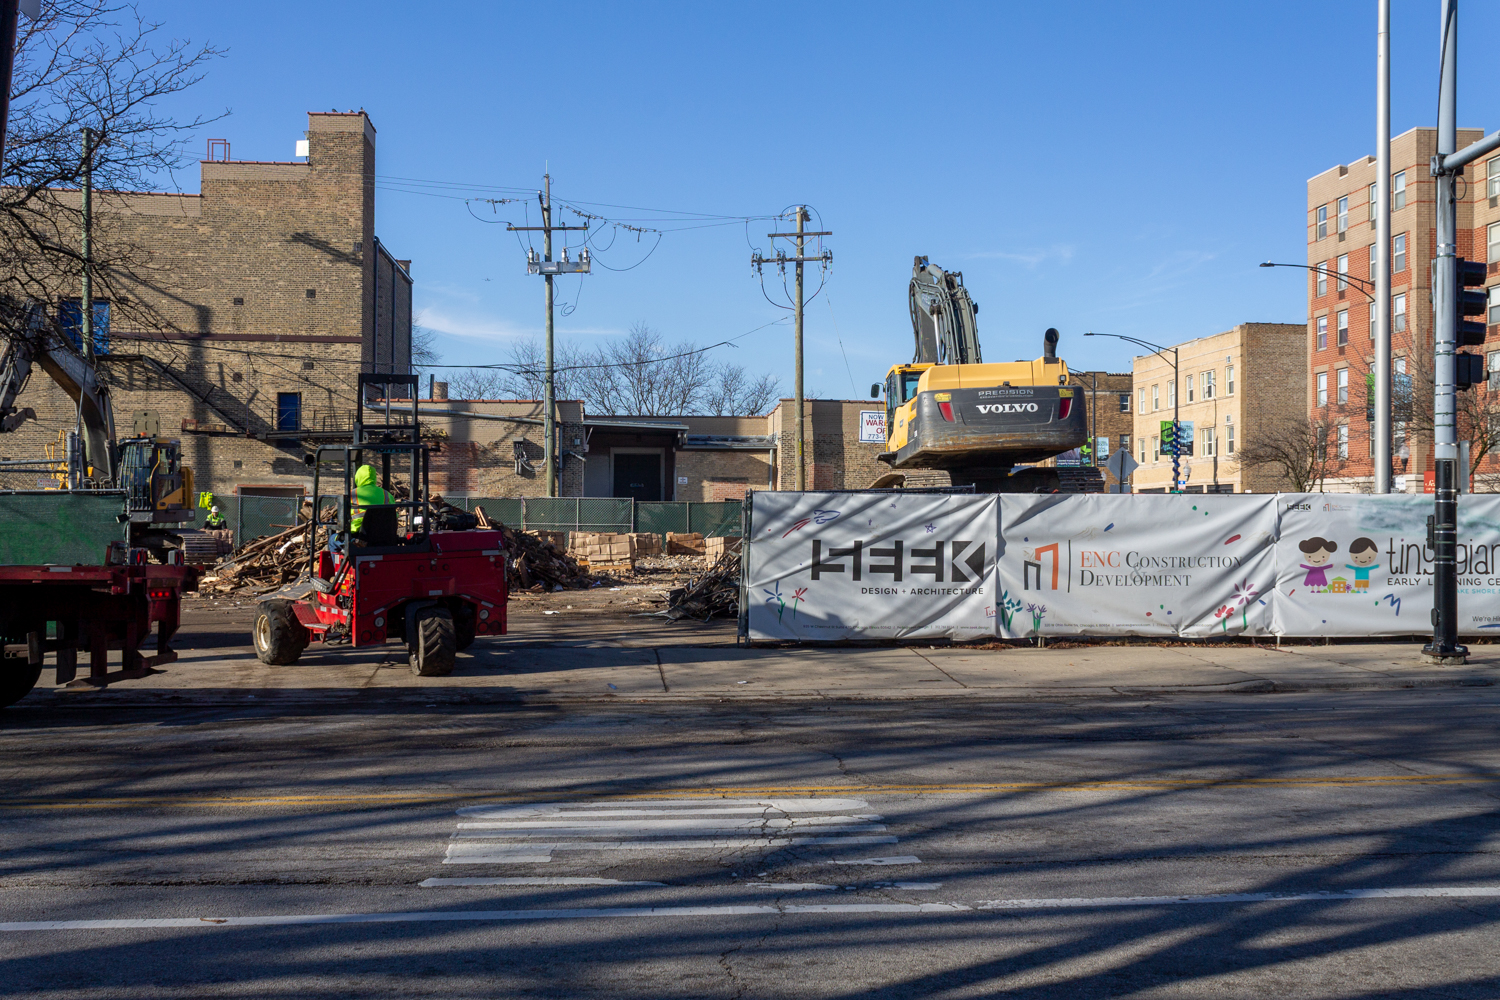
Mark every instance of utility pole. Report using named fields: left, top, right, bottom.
left=1374, top=0, right=1392, bottom=493
left=752, top=209, right=831, bottom=491
left=80, top=127, right=93, bottom=362
left=508, top=175, right=589, bottom=498
left=1423, top=0, right=1500, bottom=663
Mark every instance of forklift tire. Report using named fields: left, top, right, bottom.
left=254, top=601, right=309, bottom=666
left=409, top=607, right=457, bottom=677
left=0, top=656, right=43, bottom=708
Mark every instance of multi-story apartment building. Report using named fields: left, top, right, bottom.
left=1130, top=323, right=1306, bottom=493
left=1306, top=125, right=1500, bottom=491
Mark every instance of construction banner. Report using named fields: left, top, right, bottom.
left=995, top=493, right=1278, bottom=638
left=744, top=490, right=999, bottom=641
left=1272, top=493, right=1500, bottom=637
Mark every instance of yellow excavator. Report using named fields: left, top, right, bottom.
left=871, top=256, right=1103, bottom=493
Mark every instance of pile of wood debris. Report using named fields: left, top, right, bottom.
left=660, top=549, right=740, bottom=621
left=199, top=519, right=324, bottom=595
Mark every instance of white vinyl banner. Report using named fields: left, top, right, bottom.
left=1272, top=493, right=1500, bottom=637
left=995, top=494, right=1279, bottom=638
left=745, top=491, right=999, bottom=641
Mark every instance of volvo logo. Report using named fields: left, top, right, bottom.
left=975, top=403, right=1039, bottom=414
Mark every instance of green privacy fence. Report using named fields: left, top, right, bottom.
left=219, top=494, right=743, bottom=545
left=0, top=491, right=127, bottom=565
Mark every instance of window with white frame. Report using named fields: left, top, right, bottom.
left=1203, top=370, right=1216, bottom=398
left=1393, top=171, right=1406, bottom=210
left=1337, top=196, right=1348, bottom=233
left=1316, top=265, right=1327, bottom=298
left=1396, top=357, right=1406, bottom=374
left=1489, top=222, right=1500, bottom=264
left=1337, top=309, right=1349, bottom=346
left=1167, top=379, right=1176, bottom=407
left=1394, top=293, right=1407, bottom=332
left=1151, top=435, right=1159, bottom=462
left=1118, top=392, right=1130, bottom=413
left=1337, top=367, right=1348, bottom=404
left=1369, top=244, right=1377, bottom=282
left=1317, top=315, right=1328, bottom=350
left=1489, top=157, right=1500, bottom=199
left=1368, top=182, right=1378, bottom=221
left=1337, top=254, right=1348, bottom=290
left=1185, top=374, right=1194, bottom=402
left=1201, top=426, right=1216, bottom=457
left=1225, top=415, right=1235, bottom=455
left=1393, top=233, right=1406, bottom=273
left=1316, top=204, right=1328, bottom=239
left=1369, top=299, right=1376, bottom=338
left=1151, top=384, right=1159, bottom=411
left=1490, top=286, right=1500, bottom=326
left=1122, top=435, right=1131, bottom=461
left=1337, top=423, right=1349, bottom=459
left=1317, top=371, right=1328, bottom=407
left=1140, top=437, right=1148, bottom=465
left=1489, top=351, right=1500, bottom=390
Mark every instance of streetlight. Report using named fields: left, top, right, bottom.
left=1259, top=260, right=1377, bottom=303
left=1085, top=332, right=1181, bottom=493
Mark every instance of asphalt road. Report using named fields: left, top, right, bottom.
left=7, top=684, right=1500, bottom=998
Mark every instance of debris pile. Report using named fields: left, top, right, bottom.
left=661, top=549, right=740, bottom=621
left=666, top=531, right=706, bottom=555
left=477, top=511, right=592, bottom=592
left=200, top=520, right=322, bottom=594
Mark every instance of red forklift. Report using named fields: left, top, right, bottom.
left=252, top=375, right=507, bottom=675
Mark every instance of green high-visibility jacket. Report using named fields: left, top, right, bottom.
left=351, top=465, right=394, bottom=532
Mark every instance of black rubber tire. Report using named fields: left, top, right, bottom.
left=454, top=606, right=476, bottom=652
left=0, top=657, right=42, bottom=708
left=253, top=600, right=308, bottom=665
left=409, top=607, right=457, bottom=677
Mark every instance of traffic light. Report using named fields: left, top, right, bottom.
left=1455, top=351, right=1485, bottom=391
left=1456, top=257, right=1488, bottom=346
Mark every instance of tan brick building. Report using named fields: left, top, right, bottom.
left=1306, top=125, right=1500, bottom=491
left=1043, top=371, right=1133, bottom=490
left=1, top=110, right=412, bottom=499
left=1131, top=323, right=1306, bottom=493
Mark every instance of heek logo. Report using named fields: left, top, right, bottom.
left=1286, top=502, right=1312, bottom=511
left=975, top=403, right=1039, bottom=414
left=809, top=538, right=987, bottom=593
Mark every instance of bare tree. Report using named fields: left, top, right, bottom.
left=1234, top=414, right=1346, bottom=492
left=494, top=336, right=586, bottom=401
left=445, top=367, right=507, bottom=401
left=0, top=3, right=226, bottom=329
left=701, top=363, right=781, bottom=416
left=1402, top=344, right=1500, bottom=489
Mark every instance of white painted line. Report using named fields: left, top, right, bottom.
left=739, top=883, right=836, bottom=890
left=0, top=903, right=973, bottom=932
left=833, top=856, right=921, bottom=866
left=442, top=835, right=899, bottom=859
left=976, top=886, right=1500, bottom=909
left=458, top=815, right=883, bottom=829
left=891, top=883, right=943, bottom=890
left=452, top=822, right=887, bottom=835
left=442, top=854, right=553, bottom=864
left=457, top=798, right=874, bottom=817
left=419, top=878, right=666, bottom=888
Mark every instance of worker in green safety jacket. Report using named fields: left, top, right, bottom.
left=351, top=464, right=395, bottom=534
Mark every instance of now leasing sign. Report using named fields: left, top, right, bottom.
left=745, top=490, right=998, bottom=641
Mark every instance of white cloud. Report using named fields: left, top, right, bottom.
left=415, top=307, right=532, bottom=341
left=962, top=245, right=1076, bottom=266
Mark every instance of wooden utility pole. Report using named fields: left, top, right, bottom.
left=80, top=127, right=93, bottom=362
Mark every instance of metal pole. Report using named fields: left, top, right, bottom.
left=1374, top=0, right=1393, bottom=493
left=793, top=206, right=806, bottom=492
left=0, top=0, right=18, bottom=171
left=1172, top=349, right=1180, bottom=492
left=542, top=173, right=556, bottom=498
left=1425, top=0, right=1465, bottom=662
left=80, top=127, right=92, bottom=362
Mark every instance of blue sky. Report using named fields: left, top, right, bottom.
left=147, top=1, right=1500, bottom=400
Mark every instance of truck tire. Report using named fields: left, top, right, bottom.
left=409, top=606, right=456, bottom=676
left=0, top=657, right=42, bottom=708
left=254, top=600, right=308, bottom=665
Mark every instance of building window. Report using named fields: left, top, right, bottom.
left=1490, top=286, right=1500, bottom=326
left=58, top=299, right=110, bottom=355
left=1316, top=315, right=1328, bottom=351
left=1122, top=435, right=1131, bottom=460
left=1138, top=386, right=1146, bottom=412
left=1316, top=265, right=1327, bottom=298
left=1317, top=371, right=1328, bottom=407
left=1201, top=426, right=1216, bottom=457
left=1151, top=384, right=1159, bottom=411
left=1203, top=370, right=1216, bottom=399
left=1151, top=435, right=1159, bottom=462
left=276, top=392, right=302, bottom=432
left=1337, top=423, right=1349, bottom=459
left=1393, top=232, right=1406, bottom=273
left=1337, top=254, right=1348, bottom=290
left=1368, top=182, right=1378, bottom=221
left=1140, top=437, right=1148, bottom=465
left=1337, top=367, right=1348, bottom=404
left=1489, top=351, right=1500, bottom=390
left=1393, top=171, right=1406, bottom=210
left=1225, top=417, right=1235, bottom=455
left=1489, top=157, right=1500, bottom=199
left=1118, top=392, right=1130, bottom=413
left=1226, top=365, right=1234, bottom=395
left=1394, top=293, right=1407, bottom=332
left=1167, top=379, right=1176, bottom=408
left=1369, top=300, right=1377, bottom=338
left=1337, top=196, right=1348, bottom=233
left=1337, top=309, right=1349, bottom=346
left=1316, top=204, right=1328, bottom=240
left=1489, top=222, right=1500, bottom=264
left=1185, top=374, right=1194, bottom=402
left=1369, top=244, right=1377, bottom=282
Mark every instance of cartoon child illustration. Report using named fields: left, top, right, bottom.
left=1344, top=537, right=1381, bottom=592
left=1298, top=537, right=1338, bottom=590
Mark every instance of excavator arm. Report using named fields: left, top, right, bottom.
left=909, top=256, right=982, bottom=366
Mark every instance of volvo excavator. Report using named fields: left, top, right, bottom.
left=0, top=301, right=196, bottom=553
left=871, top=256, right=1104, bottom=493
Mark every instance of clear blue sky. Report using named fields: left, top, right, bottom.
left=148, top=1, right=1500, bottom=400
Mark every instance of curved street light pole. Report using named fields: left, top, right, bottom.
left=1085, top=332, right=1181, bottom=493
left=1259, top=260, right=1378, bottom=304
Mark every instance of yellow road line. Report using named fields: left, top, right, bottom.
left=6, top=774, right=1498, bottom=810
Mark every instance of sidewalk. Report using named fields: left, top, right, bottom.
left=13, top=597, right=1500, bottom=708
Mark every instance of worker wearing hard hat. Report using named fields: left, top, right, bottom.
left=351, top=464, right=395, bottom=534
left=204, top=505, right=226, bottom=529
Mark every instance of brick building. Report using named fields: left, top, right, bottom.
left=1050, top=371, right=1133, bottom=490
left=1, top=110, right=412, bottom=498
left=1306, top=125, right=1500, bottom=491
left=1131, top=323, right=1306, bottom=493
